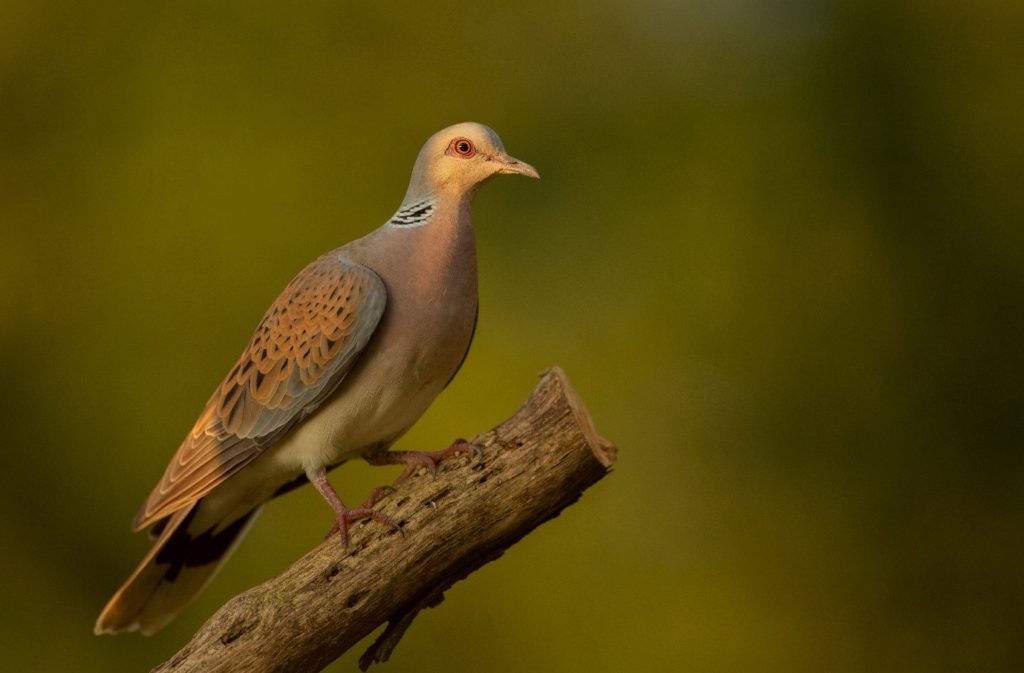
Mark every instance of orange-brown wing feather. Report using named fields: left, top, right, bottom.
left=133, top=255, right=387, bottom=530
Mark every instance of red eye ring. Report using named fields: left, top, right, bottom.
left=446, top=137, right=477, bottom=158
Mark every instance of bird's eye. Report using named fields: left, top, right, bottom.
left=447, top=137, right=477, bottom=158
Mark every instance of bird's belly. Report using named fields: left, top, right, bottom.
left=269, top=312, right=473, bottom=471
left=194, top=373, right=418, bottom=528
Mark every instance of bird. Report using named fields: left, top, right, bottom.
left=94, top=122, right=539, bottom=636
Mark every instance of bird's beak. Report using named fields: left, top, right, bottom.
left=488, top=152, right=540, bottom=179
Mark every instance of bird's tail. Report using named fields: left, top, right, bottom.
left=94, top=502, right=261, bottom=635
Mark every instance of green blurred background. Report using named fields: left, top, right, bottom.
left=2, top=1, right=1022, bottom=671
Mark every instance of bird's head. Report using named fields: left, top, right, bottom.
left=405, top=122, right=539, bottom=201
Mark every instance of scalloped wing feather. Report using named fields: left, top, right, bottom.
left=133, top=256, right=387, bottom=530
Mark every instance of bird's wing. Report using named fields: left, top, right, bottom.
left=133, top=255, right=387, bottom=530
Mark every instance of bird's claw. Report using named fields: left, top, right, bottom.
left=325, top=488, right=402, bottom=547
left=389, top=438, right=482, bottom=484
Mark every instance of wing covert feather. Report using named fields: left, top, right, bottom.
left=134, top=256, right=386, bottom=529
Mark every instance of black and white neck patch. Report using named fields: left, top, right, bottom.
left=387, top=197, right=436, bottom=228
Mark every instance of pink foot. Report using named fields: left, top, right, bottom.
left=308, top=473, right=401, bottom=548
left=367, top=438, right=483, bottom=484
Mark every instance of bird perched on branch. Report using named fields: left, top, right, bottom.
left=95, top=122, right=539, bottom=636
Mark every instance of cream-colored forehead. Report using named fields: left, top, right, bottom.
left=427, top=122, right=504, bottom=153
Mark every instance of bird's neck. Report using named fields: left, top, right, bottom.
left=400, top=178, right=479, bottom=206
left=411, top=192, right=476, bottom=281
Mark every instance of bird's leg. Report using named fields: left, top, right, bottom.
left=306, top=468, right=400, bottom=548
left=365, top=438, right=483, bottom=485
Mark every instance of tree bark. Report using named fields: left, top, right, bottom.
left=152, top=366, right=616, bottom=673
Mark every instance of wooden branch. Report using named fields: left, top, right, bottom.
left=152, top=367, right=616, bottom=673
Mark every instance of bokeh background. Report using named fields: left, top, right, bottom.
left=2, top=1, right=1022, bottom=671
